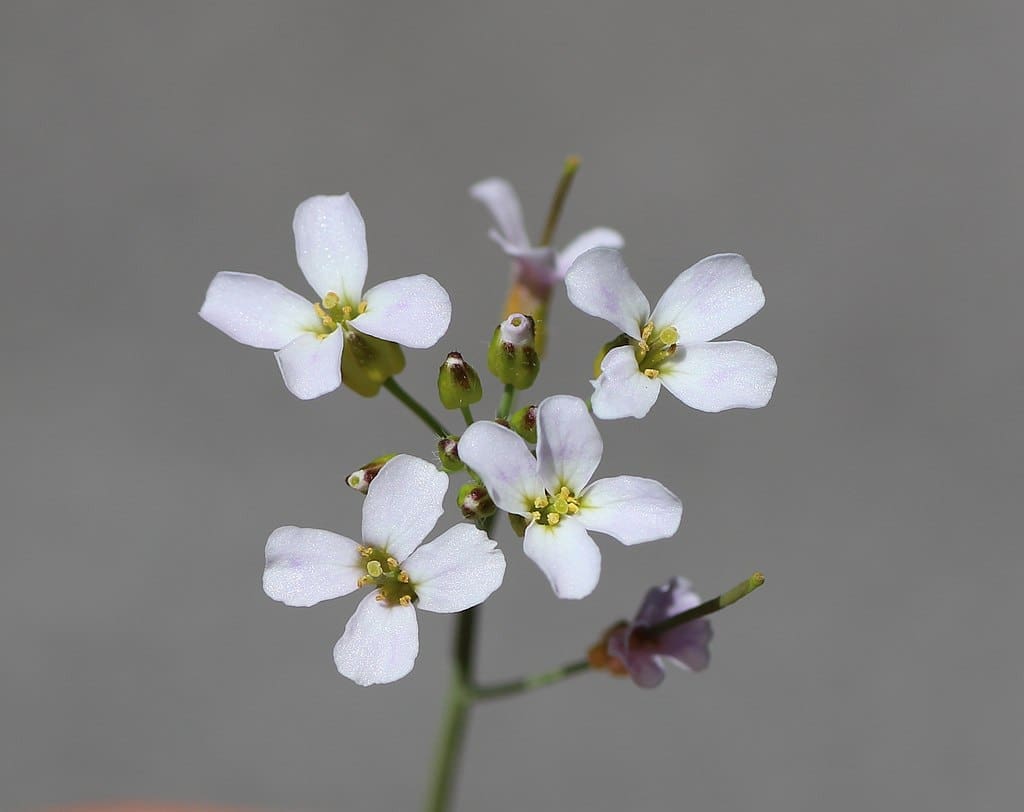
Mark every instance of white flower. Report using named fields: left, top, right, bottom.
left=470, top=177, right=623, bottom=298
left=565, top=248, right=777, bottom=418
left=200, top=195, right=452, bottom=400
left=458, top=395, right=681, bottom=600
left=263, top=455, right=505, bottom=686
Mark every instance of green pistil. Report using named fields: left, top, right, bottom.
left=358, top=545, right=417, bottom=606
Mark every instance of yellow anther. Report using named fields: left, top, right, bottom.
left=547, top=512, right=561, bottom=525
left=322, top=292, right=341, bottom=309
left=356, top=575, right=372, bottom=588
left=643, top=368, right=660, bottom=379
left=567, top=503, right=580, bottom=515
left=366, top=560, right=383, bottom=578
left=398, top=595, right=413, bottom=607
left=398, top=571, right=410, bottom=584
left=559, top=486, right=571, bottom=498
left=358, top=546, right=373, bottom=557
left=341, top=304, right=353, bottom=320
left=641, top=322, right=654, bottom=342
left=375, top=592, right=386, bottom=602
left=357, top=301, right=368, bottom=314
left=534, top=495, right=549, bottom=509
left=313, top=302, right=337, bottom=329
left=532, top=511, right=542, bottom=523
left=386, top=557, right=399, bottom=569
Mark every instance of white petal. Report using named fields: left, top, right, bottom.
left=360, top=455, right=447, bottom=562
left=523, top=517, right=602, bottom=600
left=199, top=272, right=318, bottom=349
left=263, top=526, right=364, bottom=606
left=590, top=346, right=661, bottom=420
left=536, top=395, right=602, bottom=494
left=556, top=227, right=624, bottom=278
left=579, top=476, right=682, bottom=545
left=349, top=275, right=452, bottom=348
left=457, top=421, right=544, bottom=516
left=274, top=328, right=344, bottom=400
left=650, top=254, right=765, bottom=343
left=293, top=194, right=368, bottom=302
left=403, top=524, right=506, bottom=613
left=333, top=592, right=419, bottom=686
left=659, top=341, right=778, bottom=412
left=564, top=247, right=649, bottom=339
left=469, top=177, right=529, bottom=248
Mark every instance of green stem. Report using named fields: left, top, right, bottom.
left=642, top=572, right=766, bottom=638
left=460, top=405, right=474, bottom=427
left=472, top=659, right=591, bottom=701
left=497, top=384, right=516, bottom=420
left=538, top=155, right=581, bottom=247
left=383, top=377, right=450, bottom=438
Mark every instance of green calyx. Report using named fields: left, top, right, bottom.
left=357, top=545, right=417, bottom=607
left=341, top=327, right=406, bottom=397
left=508, top=404, right=538, bottom=444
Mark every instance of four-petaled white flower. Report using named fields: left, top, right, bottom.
left=470, top=177, right=623, bottom=299
left=458, top=395, right=681, bottom=600
left=565, top=248, right=777, bottom=419
left=263, top=455, right=506, bottom=685
left=200, top=195, right=452, bottom=400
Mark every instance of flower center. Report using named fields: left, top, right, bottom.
left=356, top=545, right=417, bottom=606
left=632, top=321, right=679, bottom=379
left=312, top=291, right=368, bottom=339
left=531, top=486, right=581, bottom=526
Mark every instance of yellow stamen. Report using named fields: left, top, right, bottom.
left=322, top=292, right=341, bottom=309
left=398, top=571, right=410, bottom=584
left=386, top=557, right=399, bottom=569
left=398, top=595, right=413, bottom=607
left=358, top=546, right=373, bottom=557
left=532, top=511, right=542, bottom=523
left=641, top=322, right=654, bottom=342
left=567, top=503, right=580, bottom=515
left=375, top=592, right=386, bottom=602
left=356, top=575, right=372, bottom=588
left=643, top=368, right=660, bottom=379
left=357, top=301, right=368, bottom=314
left=534, top=495, right=549, bottom=509
left=547, top=512, right=561, bottom=525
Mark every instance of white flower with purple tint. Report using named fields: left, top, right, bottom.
left=458, top=395, right=681, bottom=600
left=263, top=455, right=505, bottom=685
left=565, top=248, right=777, bottom=418
left=200, top=195, right=452, bottom=399
left=470, top=177, right=623, bottom=299
left=607, top=576, right=713, bottom=688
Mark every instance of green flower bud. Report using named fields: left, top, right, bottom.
left=592, top=333, right=633, bottom=378
left=437, top=352, right=483, bottom=409
left=508, top=512, right=531, bottom=538
left=457, top=481, right=495, bottom=521
left=437, top=435, right=464, bottom=473
left=487, top=313, right=540, bottom=390
left=341, top=327, right=406, bottom=397
left=509, top=404, right=538, bottom=444
left=346, top=454, right=397, bottom=494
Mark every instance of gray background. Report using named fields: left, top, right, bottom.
left=2, top=1, right=1021, bottom=810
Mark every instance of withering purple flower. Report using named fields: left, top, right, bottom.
left=605, top=576, right=713, bottom=688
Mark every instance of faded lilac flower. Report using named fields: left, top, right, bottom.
left=200, top=195, right=452, bottom=399
left=606, top=576, right=713, bottom=688
left=470, top=177, right=623, bottom=300
left=565, top=248, right=777, bottom=418
left=263, top=455, right=505, bottom=685
left=458, top=395, right=681, bottom=600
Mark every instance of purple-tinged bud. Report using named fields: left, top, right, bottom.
left=437, top=435, right=464, bottom=473
left=509, top=404, right=538, bottom=444
left=457, top=481, right=496, bottom=521
left=487, top=313, right=540, bottom=390
left=346, top=454, right=397, bottom=494
left=437, top=352, right=483, bottom=409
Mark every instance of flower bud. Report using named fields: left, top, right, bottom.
left=487, top=313, right=540, bottom=390
left=508, top=404, right=538, bottom=444
left=592, top=333, right=633, bottom=378
left=341, top=327, right=406, bottom=397
left=457, top=481, right=495, bottom=521
left=346, top=454, right=397, bottom=494
left=437, top=352, right=483, bottom=409
left=508, top=512, right=530, bottom=538
left=436, top=435, right=464, bottom=473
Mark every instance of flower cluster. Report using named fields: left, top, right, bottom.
left=200, top=170, right=775, bottom=687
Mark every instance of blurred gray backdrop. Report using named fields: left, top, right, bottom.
left=2, top=2, right=1022, bottom=810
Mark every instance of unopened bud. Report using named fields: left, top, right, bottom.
left=457, top=481, right=495, bottom=521
left=347, top=454, right=396, bottom=494
left=436, top=435, right=464, bottom=473
left=592, top=333, right=632, bottom=378
left=437, top=352, right=483, bottom=409
left=487, top=313, right=540, bottom=389
left=341, top=327, right=406, bottom=397
left=509, top=404, right=538, bottom=444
